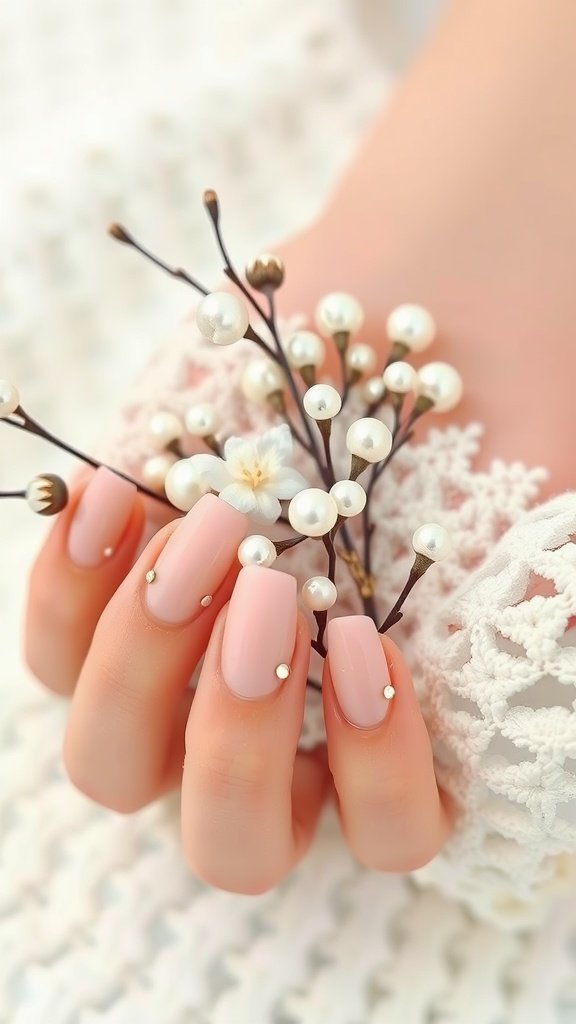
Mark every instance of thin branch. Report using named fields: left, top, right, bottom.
left=2, top=412, right=175, bottom=508
left=108, top=224, right=210, bottom=296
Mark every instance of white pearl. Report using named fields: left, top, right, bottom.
left=303, top=383, right=342, bottom=420
left=412, top=523, right=452, bottom=561
left=237, top=534, right=277, bottom=568
left=284, top=331, right=325, bottom=369
left=345, top=343, right=377, bottom=375
left=147, top=411, right=184, bottom=451
left=142, top=452, right=177, bottom=491
left=417, top=362, right=463, bottom=412
left=196, top=291, right=249, bottom=345
left=387, top=304, right=436, bottom=352
left=346, top=418, right=392, bottom=463
left=0, top=380, right=20, bottom=418
left=362, top=376, right=386, bottom=403
left=241, top=359, right=285, bottom=404
left=329, top=479, right=367, bottom=517
left=185, top=403, right=220, bottom=438
left=288, top=488, right=338, bottom=537
left=315, top=293, right=364, bottom=335
left=301, top=576, right=338, bottom=612
left=164, top=458, right=209, bottom=511
left=382, top=360, right=417, bottom=394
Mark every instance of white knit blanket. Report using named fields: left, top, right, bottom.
left=2, top=2, right=576, bottom=1022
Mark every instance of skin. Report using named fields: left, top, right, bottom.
left=24, top=0, right=576, bottom=892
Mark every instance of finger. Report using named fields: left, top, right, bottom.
left=323, top=617, right=453, bottom=872
left=182, top=566, right=331, bottom=895
left=63, top=494, right=248, bottom=812
left=24, top=466, right=146, bottom=695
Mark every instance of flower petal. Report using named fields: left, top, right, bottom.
left=255, top=423, right=293, bottom=464
left=267, top=468, right=309, bottom=499
left=251, top=489, right=282, bottom=524
left=189, top=454, right=232, bottom=492
left=223, top=434, right=254, bottom=462
left=219, top=482, right=258, bottom=516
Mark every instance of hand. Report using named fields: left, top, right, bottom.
left=25, top=476, right=452, bottom=892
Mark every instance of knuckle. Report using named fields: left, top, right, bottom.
left=194, top=747, right=270, bottom=804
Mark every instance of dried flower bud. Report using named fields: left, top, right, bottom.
left=26, top=474, right=68, bottom=516
left=245, top=253, right=285, bottom=292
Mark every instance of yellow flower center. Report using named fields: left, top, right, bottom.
left=239, top=459, right=266, bottom=488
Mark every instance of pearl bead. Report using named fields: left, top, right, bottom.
left=303, top=383, right=342, bottom=421
left=362, top=376, right=386, bottom=403
left=382, top=360, right=417, bottom=394
left=164, top=458, right=209, bottom=511
left=412, top=523, right=452, bottom=561
left=315, top=293, right=364, bottom=335
left=196, top=291, right=249, bottom=345
left=417, top=362, right=463, bottom=412
left=241, top=359, right=285, bottom=404
left=142, top=452, right=177, bottom=491
left=185, top=403, right=220, bottom=438
left=288, top=488, right=338, bottom=537
left=329, top=479, right=367, bottom=517
left=345, top=343, right=377, bottom=375
left=284, top=331, right=325, bottom=369
left=147, top=411, right=184, bottom=451
left=346, top=418, right=392, bottom=463
left=237, top=534, right=277, bottom=568
left=0, top=380, right=20, bottom=418
left=301, top=576, right=338, bottom=612
left=387, top=304, right=436, bottom=352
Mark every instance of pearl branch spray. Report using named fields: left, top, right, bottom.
left=0, top=190, right=462, bottom=686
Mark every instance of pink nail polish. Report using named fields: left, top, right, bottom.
left=222, top=566, right=297, bottom=699
left=67, top=466, right=137, bottom=568
left=145, top=493, right=247, bottom=625
left=327, top=616, right=393, bottom=728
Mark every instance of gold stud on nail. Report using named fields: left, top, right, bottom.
left=383, top=684, right=395, bottom=699
left=200, top=595, right=213, bottom=608
left=103, top=547, right=113, bottom=558
left=275, top=663, right=291, bottom=680
left=145, top=569, right=156, bottom=584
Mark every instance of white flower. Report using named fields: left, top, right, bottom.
left=190, top=423, right=308, bottom=523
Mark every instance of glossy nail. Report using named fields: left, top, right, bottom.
left=68, top=466, right=137, bottom=568
left=222, top=566, right=297, bottom=699
left=328, top=616, right=393, bottom=728
left=145, top=493, right=247, bottom=625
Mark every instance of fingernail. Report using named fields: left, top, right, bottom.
left=222, top=565, right=297, bottom=699
left=67, top=466, right=137, bottom=568
left=327, top=616, right=393, bottom=728
left=145, top=493, right=247, bottom=625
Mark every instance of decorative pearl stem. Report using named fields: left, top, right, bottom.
left=385, top=340, right=409, bottom=366
left=274, top=534, right=308, bottom=556
left=299, top=365, right=316, bottom=387
left=0, top=489, right=26, bottom=500
left=317, top=418, right=336, bottom=485
left=2, top=407, right=174, bottom=507
left=349, top=454, right=369, bottom=481
left=311, top=533, right=338, bottom=658
left=378, top=553, right=433, bottom=634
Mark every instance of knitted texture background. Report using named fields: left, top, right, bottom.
left=2, top=1, right=576, bottom=1022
